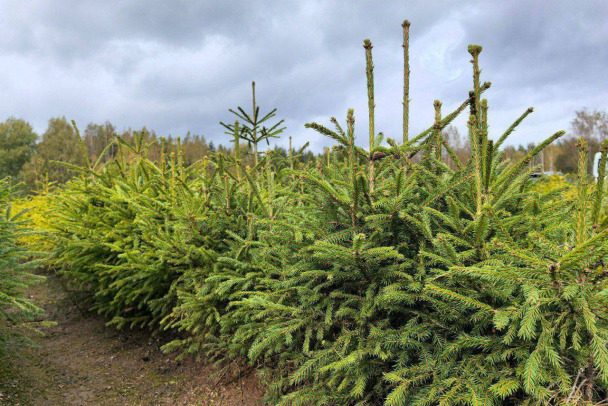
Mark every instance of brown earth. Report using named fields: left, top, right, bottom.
left=0, top=274, right=264, bottom=406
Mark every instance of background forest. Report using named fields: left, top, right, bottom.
left=0, top=107, right=606, bottom=193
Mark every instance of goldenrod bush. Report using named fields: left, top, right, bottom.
left=12, top=190, right=55, bottom=252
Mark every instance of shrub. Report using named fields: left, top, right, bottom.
left=11, top=189, right=54, bottom=251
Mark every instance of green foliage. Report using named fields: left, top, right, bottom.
left=0, top=179, right=43, bottom=355
left=44, top=21, right=608, bottom=406
left=20, top=117, right=87, bottom=191
left=0, top=117, right=37, bottom=180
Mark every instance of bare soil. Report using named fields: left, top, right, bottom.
left=0, top=274, right=264, bottom=406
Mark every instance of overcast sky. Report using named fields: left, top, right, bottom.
left=0, top=1, right=606, bottom=151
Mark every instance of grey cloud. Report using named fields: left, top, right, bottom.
left=0, top=0, right=606, bottom=151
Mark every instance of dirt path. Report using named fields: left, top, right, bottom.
left=0, top=274, right=264, bottom=406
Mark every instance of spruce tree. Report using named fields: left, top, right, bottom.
left=0, top=179, right=42, bottom=355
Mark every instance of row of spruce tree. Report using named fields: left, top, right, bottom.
left=44, top=21, right=608, bottom=405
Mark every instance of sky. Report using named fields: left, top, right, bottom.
left=0, top=1, right=606, bottom=152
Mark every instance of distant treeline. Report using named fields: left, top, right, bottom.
left=0, top=116, right=317, bottom=193
left=0, top=107, right=606, bottom=192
